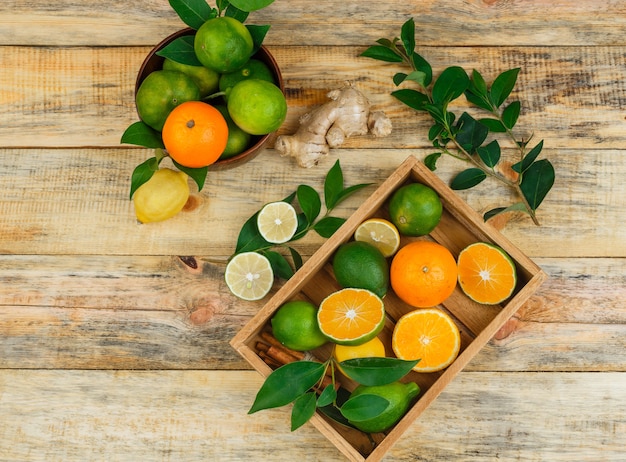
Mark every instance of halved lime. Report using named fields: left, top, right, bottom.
left=257, top=201, right=298, bottom=244
left=225, top=252, right=274, bottom=301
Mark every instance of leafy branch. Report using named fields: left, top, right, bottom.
left=231, top=160, right=371, bottom=279
left=361, top=18, right=555, bottom=225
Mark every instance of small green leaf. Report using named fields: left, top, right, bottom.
left=331, top=183, right=372, bottom=210
left=171, top=159, right=207, bottom=191
left=465, top=70, right=493, bottom=111
left=432, top=66, right=470, bottom=107
left=290, top=213, right=310, bottom=241
left=519, top=159, right=555, bottom=210
left=484, top=202, right=529, bottom=221
left=228, top=0, right=275, bottom=11
left=297, top=184, right=321, bottom=224
left=169, top=0, right=214, bottom=29
left=490, top=67, right=520, bottom=108
left=324, top=159, right=343, bottom=210
left=121, top=122, right=165, bottom=149
left=393, top=72, right=408, bottom=86
left=502, top=100, right=521, bottom=129
left=249, top=361, right=325, bottom=414
left=360, top=45, right=403, bottom=63
left=428, top=124, right=444, bottom=141
left=129, top=157, right=159, bottom=199
left=411, top=53, right=433, bottom=86
left=391, top=89, right=430, bottom=111
left=156, top=36, right=202, bottom=66
left=340, top=394, right=390, bottom=422
left=289, top=247, right=304, bottom=272
left=225, top=4, right=249, bottom=22
left=512, top=140, right=544, bottom=174
left=291, top=392, right=317, bottom=431
left=476, top=140, right=501, bottom=168
left=450, top=168, right=487, bottom=190
left=317, top=384, right=337, bottom=408
left=477, top=118, right=506, bottom=133
left=246, top=24, right=270, bottom=52
left=405, top=70, right=428, bottom=88
left=400, top=18, right=415, bottom=58
left=313, top=216, right=346, bottom=238
left=263, top=250, right=294, bottom=280
left=234, top=212, right=270, bottom=254
left=338, top=357, right=420, bottom=386
left=424, top=152, right=442, bottom=171
left=455, top=112, right=489, bottom=153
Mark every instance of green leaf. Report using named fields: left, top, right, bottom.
left=225, top=4, right=249, bottom=22
left=171, top=160, right=208, bottom=191
left=477, top=118, right=506, bottom=133
left=248, top=361, right=326, bottom=414
left=455, top=112, right=489, bottom=153
left=340, top=394, right=390, bottom=422
left=512, top=140, right=544, bottom=174
left=129, top=157, right=159, bottom=199
left=423, top=104, right=449, bottom=127
left=465, top=70, right=493, bottom=111
left=360, top=45, right=403, bottom=63
left=290, top=213, right=310, bottom=241
left=338, top=357, right=420, bottom=386
left=428, top=124, right=444, bottom=141
left=246, top=24, right=270, bottom=52
left=156, top=36, right=202, bottom=66
left=291, top=392, right=317, bottom=431
left=490, top=67, right=520, bottom=108
left=519, top=159, right=555, bottom=210
left=391, top=89, right=429, bottom=111
left=317, top=384, right=337, bottom=408
left=476, top=140, right=501, bottom=168
left=228, top=0, right=275, bottom=11
left=424, top=152, right=442, bottom=171
left=400, top=18, right=415, bottom=58
left=331, top=183, right=372, bottom=210
left=411, top=53, right=433, bottom=86
left=432, top=66, right=470, bottom=107
left=263, top=250, right=294, bottom=280
left=313, top=216, right=345, bottom=238
left=405, top=70, right=428, bottom=88
left=324, top=160, right=344, bottom=210
left=483, top=202, right=529, bottom=221
left=297, top=184, right=321, bottom=224
left=169, top=0, right=214, bottom=29
left=121, top=122, right=165, bottom=149
left=234, top=212, right=271, bottom=254
left=450, top=168, right=487, bottom=190
left=502, top=100, right=521, bottom=130
left=393, top=72, right=408, bottom=86
left=288, top=247, right=303, bottom=272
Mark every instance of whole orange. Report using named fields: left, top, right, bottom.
left=390, top=240, right=457, bottom=307
left=162, top=101, right=228, bottom=168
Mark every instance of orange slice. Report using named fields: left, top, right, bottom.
left=457, top=242, right=517, bottom=305
left=392, top=308, right=461, bottom=373
left=317, top=288, right=385, bottom=346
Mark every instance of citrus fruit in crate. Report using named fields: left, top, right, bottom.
left=346, top=381, right=420, bottom=433
left=353, top=218, right=401, bottom=258
left=214, top=105, right=252, bottom=159
left=392, top=308, right=461, bottom=373
left=225, top=252, right=274, bottom=301
left=162, top=58, right=219, bottom=98
left=194, top=16, right=254, bottom=73
left=271, top=300, right=328, bottom=351
left=161, top=101, right=228, bottom=168
left=135, top=70, right=200, bottom=131
left=317, top=288, right=385, bottom=346
left=457, top=242, right=517, bottom=305
left=256, top=201, right=299, bottom=244
left=332, top=241, right=389, bottom=298
left=132, top=168, right=189, bottom=223
left=333, top=336, right=385, bottom=378
left=219, top=58, right=276, bottom=100
left=388, top=183, right=442, bottom=236
left=227, top=79, right=288, bottom=135
left=390, top=240, right=457, bottom=307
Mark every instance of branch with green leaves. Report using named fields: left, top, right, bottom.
left=231, top=160, right=371, bottom=279
left=361, top=18, right=555, bottom=225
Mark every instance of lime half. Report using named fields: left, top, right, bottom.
left=225, top=252, right=274, bottom=301
left=257, top=201, right=298, bottom=244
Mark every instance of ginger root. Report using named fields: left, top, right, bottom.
left=275, top=84, right=392, bottom=168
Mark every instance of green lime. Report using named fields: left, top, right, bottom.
left=388, top=183, right=443, bottom=236
left=332, top=241, right=389, bottom=299
left=194, top=17, right=253, bottom=73
left=162, top=58, right=219, bottom=98
left=219, top=59, right=275, bottom=100
left=135, top=70, right=200, bottom=131
left=214, top=105, right=252, bottom=158
left=271, top=300, right=328, bottom=352
left=347, top=381, right=420, bottom=433
left=227, top=79, right=287, bottom=135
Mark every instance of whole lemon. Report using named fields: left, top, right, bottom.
left=132, top=168, right=190, bottom=223
left=332, top=241, right=389, bottom=298
left=271, top=300, right=328, bottom=351
left=194, top=17, right=254, bottom=73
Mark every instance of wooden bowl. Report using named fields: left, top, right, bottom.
left=231, top=156, right=548, bottom=462
left=135, top=27, right=284, bottom=171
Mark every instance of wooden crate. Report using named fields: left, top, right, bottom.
left=230, top=156, right=547, bottom=461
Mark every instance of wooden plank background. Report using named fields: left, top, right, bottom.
left=1, top=1, right=625, bottom=460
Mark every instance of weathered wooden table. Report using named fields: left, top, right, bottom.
left=1, top=1, right=625, bottom=460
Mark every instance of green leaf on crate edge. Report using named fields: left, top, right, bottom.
left=121, top=122, right=165, bottom=149
left=340, top=394, right=390, bottom=422
left=169, top=0, right=215, bottom=29
left=156, top=36, right=203, bottom=66
left=339, top=357, right=420, bottom=386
